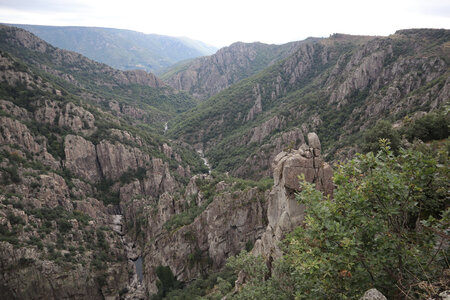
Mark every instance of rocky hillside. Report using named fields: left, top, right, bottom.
left=168, top=29, right=450, bottom=179
left=0, top=25, right=197, bottom=127
left=0, top=26, right=211, bottom=299
left=11, top=24, right=217, bottom=73
left=161, top=40, right=315, bottom=100
left=0, top=25, right=448, bottom=300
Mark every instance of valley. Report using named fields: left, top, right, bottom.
left=0, top=24, right=448, bottom=300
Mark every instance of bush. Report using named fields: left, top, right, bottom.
left=277, top=142, right=448, bottom=299
left=152, top=266, right=181, bottom=299
left=403, top=111, right=449, bottom=142
left=7, top=213, right=25, bottom=226
left=361, top=120, right=400, bottom=154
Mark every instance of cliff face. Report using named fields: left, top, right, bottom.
left=0, top=98, right=192, bottom=299
left=0, top=29, right=200, bottom=299
left=168, top=29, right=449, bottom=179
left=141, top=182, right=268, bottom=293
left=162, top=40, right=308, bottom=100
left=253, top=133, right=333, bottom=262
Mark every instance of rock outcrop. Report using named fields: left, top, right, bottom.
left=0, top=116, right=60, bottom=169
left=64, top=134, right=102, bottom=182
left=359, top=288, right=387, bottom=300
left=35, top=100, right=96, bottom=135
left=253, top=133, right=333, bottom=262
left=135, top=177, right=268, bottom=294
left=163, top=41, right=305, bottom=100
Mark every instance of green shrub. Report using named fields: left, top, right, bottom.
left=277, top=142, right=448, bottom=299
left=403, top=111, right=449, bottom=142
left=152, top=266, right=181, bottom=299
left=7, top=213, right=25, bottom=226
left=361, top=120, right=400, bottom=154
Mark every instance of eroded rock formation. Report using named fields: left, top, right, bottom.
left=253, top=132, right=333, bottom=262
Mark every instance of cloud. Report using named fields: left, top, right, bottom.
left=0, top=0, right=448, bottom=47
left=0, top=0, right=90, bottom=13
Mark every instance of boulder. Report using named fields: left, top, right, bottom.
left=359, top=288, right=387, bottom=300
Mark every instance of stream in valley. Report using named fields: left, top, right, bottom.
left=197, top=149, right=211, bottom=174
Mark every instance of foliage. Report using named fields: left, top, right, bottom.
left=402, top=111, right=449, bottom=143
left=361, top=120, right=401, bottom=154
left=226, top=250, right=290, bottom=300
left=152, top=266, right=181, bottom=300
left=226, top=250, right=268, bottom=284
left=276, top=142, right=449, bottom=299
left=159, top=268, right=236, bottom=300
left=163, top=198, right=209, bottom=232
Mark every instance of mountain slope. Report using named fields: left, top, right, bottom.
left=0, top=25, right=448, bottom=299
left=0, top=24, right=198, bottom=128
left=168, top=29, right=450, bottom=179
left=10, top=24, right=218, bottom=73
left=161, top=40, right=316, bottom=100
left=0, top=25, right=212, bottom=299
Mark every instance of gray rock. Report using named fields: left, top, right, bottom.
left=307, top=132, right=321, bottom=150
left=64, top=134, right=102, bottom=182
left=359, top=288, right=387, bottom=300
left=253, top=133, right=333, bottom=262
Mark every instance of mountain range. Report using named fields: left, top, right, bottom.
left=9, top=24, right=218, bottom=73
left=0, top=24, right=448, bottom=299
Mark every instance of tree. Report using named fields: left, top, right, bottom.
left=361, top=120, right=400, bottom=154
left=277, top=141, right=448, bottom=299
left=152, top=266, right=181, bottom=300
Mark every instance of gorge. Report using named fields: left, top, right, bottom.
left=0, top=24, right=448, bottom=299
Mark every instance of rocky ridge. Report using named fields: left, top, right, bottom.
left=0, top=25, right=197, bottom=125
left=252, top=133, right=333, bottom=262
left=0, top=29, right=202, bottom=298
left=168, top=29, right=449, bottom=178
left=12, top=24, right=217, bottom=73
left=162, top=40, right=309, bottom=100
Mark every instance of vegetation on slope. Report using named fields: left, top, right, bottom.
left=11, top=24, right=217, bottom=73
left=224, top=141, right=449, bottom=299
left=167, top=30, right=449, bottom=179
left=0, top=25, right=198, bottom=125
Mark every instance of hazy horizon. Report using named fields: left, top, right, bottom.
left=0, top=0, right=449, bottom=47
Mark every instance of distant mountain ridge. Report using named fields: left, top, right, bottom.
left=168, top=29, right=450, bottom=179
left=161, top=40, right=316, bottom=100
left=9, top=24, right=218, bottom=73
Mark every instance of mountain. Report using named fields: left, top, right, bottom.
left=0, top=24, right=198, bottom=126
left=0, top=25, right=210, bottom=298
left=168, top=29, right=450, bottom=179
left=9, top=24, right=218, bottom=73
left=161, top=40, right=315, bottom=100
left=0, top=25, right=448, bottom=300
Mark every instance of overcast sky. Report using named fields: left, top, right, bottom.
left=0, top=0, right=449, bottom=47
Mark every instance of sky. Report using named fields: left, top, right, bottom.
left=0, top=0, right=449, bottom=47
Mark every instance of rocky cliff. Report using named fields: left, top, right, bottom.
left=252, top=133, right=333, bottom=262
left=162, top=40, right=309, bottom=100
left=110, top=132, right=332, bottom=295
left=168, top=29, right=449, bottom=179
left=0, top=29, right=203, bottom=299
left=0, top=97, right=195, bottom=299
left=141, top=180, right=268, bottom=293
